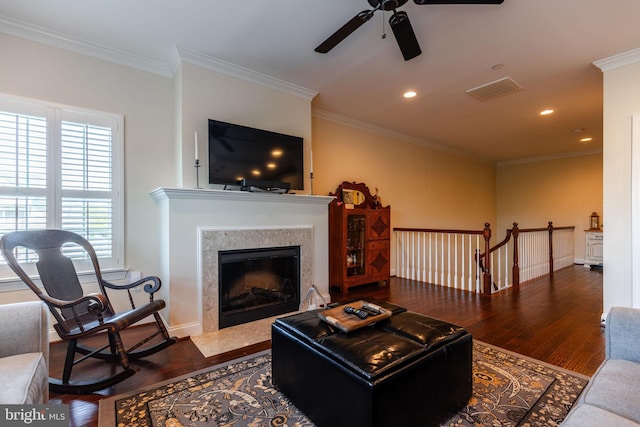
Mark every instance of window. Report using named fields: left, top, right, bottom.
left=0, top=95, right=123, bottom=282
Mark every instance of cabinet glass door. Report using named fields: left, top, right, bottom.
left=346, top=214, right=366, bottom=277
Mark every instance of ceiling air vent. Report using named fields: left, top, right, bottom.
left=466, top=77, right=523, bottom=101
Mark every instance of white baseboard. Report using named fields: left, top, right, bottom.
left=168, top=321, right=201, bottom=338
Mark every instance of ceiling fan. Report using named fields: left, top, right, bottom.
left=315, top=0, right=505, bottom=61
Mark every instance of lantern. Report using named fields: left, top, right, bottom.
left=590, top=212, right=600, bottom=230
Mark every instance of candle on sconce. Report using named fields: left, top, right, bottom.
left=194, top=131, right=199, bottom=161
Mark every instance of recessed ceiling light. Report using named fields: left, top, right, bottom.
left=540, top=109, right=554, bottom=116
left=491, top=63, right=504, bottom=70
left=403, top=90, right=417, bottom=98
left=580, top=137, right=593, bottom=143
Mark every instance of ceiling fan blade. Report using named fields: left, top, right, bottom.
left=315, top=10, right=374, bottom=54
left=414, top=0, right=504, bottom=4
left=389, top=11, right=422, bottom=61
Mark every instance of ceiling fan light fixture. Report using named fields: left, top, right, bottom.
left=378, top=0, right=406, bottom=10
left=316, top=0, right=504, bottom=59
left=413, top=0, right=504, bottom=4
left=314, top=10, right=374, bottom=53
left=389, top=11, right=422, bottom=60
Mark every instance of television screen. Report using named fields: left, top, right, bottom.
left=208, top=119, right=304, bottom=190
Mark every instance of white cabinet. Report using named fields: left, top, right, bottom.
left=584, top=231, right=603, bottom=267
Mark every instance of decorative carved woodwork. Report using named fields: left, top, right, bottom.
left=329, top=182, right=391, bottom=294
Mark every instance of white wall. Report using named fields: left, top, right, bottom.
left=0, top=34, right=320, bottom=335
left=179, top=61, right=315, bottom=191
left=595, top=50, right=640, bottom=313
left=0, top=33, right=175, bottom=304
left=154, top=60, right=317, bottom=332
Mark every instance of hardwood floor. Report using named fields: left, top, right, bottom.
left=50, top=264, right=604, bottom=427
left=335, top=264, right=605, bottom=376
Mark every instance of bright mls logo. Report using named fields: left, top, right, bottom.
left=0, top=405, right=69, bottom=426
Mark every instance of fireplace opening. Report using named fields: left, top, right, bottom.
left=218, top=246, right=300, bottom=329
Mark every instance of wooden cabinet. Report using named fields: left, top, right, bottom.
left=329, top=182, right=390, bottom=294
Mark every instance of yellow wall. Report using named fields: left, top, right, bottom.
left=497, top=153, right=603, bottom=261
left=312, top=116, right=497, bottom=231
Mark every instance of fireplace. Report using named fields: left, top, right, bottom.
left=218, top=246, right=301, bottom=329
left=151, top=187, right=333, bottom=338
left=200, top=226, right=315, bottom=334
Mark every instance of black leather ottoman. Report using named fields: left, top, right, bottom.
left=271, top=307, right=472, bottom=427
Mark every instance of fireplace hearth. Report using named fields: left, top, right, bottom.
left=219, top=246, right=301, bottom=329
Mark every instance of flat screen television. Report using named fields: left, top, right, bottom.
left=208, top=119, right=304, bottom=190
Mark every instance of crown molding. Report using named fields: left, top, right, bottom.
left=167, top=46, right=183, bottom=77
left=174, top=46, right=318, bottom=101
left=0, top=16, right=174, bottom=77
left=312, top=108, right=493, bottom=164
left=0, top=16, right=319, bottom=102
left=313, top=108, right=603, bottom=166
left=496, top=148, right=603, bottom=167
left=594, top=48, right=640, bottom=72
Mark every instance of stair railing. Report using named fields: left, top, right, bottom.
left=515, top=222, right=575, bottom=284
left=394, top=222, right=575, bottom=294
left=394, top=225, right=491, bottom=294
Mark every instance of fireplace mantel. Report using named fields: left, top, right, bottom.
left=150, top=187, right=334, bottom=205
left=151, top=187, right=333, bottom=337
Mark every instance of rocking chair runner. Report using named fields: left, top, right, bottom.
left=0, top=229, right=177, bottom=394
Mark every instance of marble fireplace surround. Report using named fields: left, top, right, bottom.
left=201, top=226, right=313, bottom=334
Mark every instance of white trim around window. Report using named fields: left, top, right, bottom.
left=0, top=93, right=125, bottom=288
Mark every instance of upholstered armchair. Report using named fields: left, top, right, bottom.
left=0, top=301, right=49, bottom=404
left=562, top=307, right=640, bottom=426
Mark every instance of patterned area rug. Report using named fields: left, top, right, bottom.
left=98, top=341, right=589, bottom=427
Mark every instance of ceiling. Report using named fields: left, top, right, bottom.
left=1, top=0, right=639, bottom=163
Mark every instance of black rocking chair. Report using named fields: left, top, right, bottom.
left=0, top=229, right=178, bottom=394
